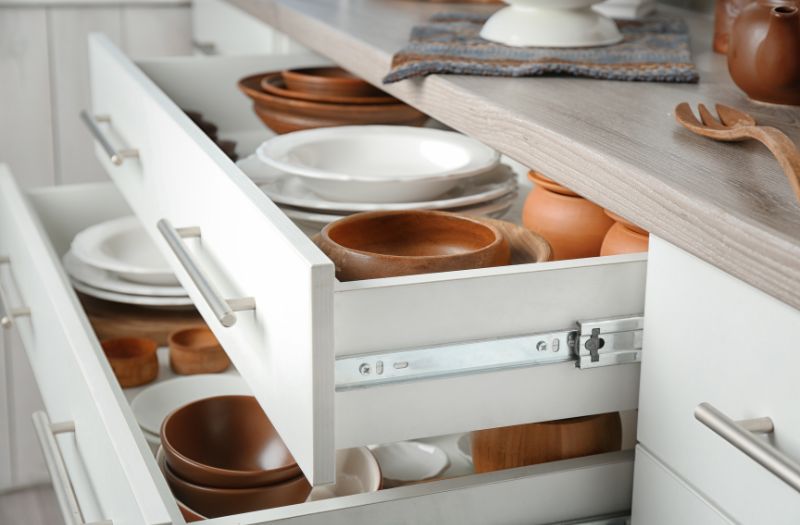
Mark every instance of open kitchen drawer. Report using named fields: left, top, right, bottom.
left=0, top=168, right=635, bottom=524
left=86, top=34, right=647, bottom=486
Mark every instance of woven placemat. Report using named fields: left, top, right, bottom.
left=384, top=12, right=699, bottom=84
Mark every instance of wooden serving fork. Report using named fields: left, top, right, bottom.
left=675, top=102, right=800, bottom=204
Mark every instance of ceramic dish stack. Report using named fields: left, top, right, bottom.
left=238, top=67, right=428, bottom=134
left=239, top=126, right=518, bottom=230
left=64, top=216, right=192, bottom=308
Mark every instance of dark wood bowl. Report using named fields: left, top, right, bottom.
left=317, top=210, right=512, bottom=281
left=282, top=67, right=385, bottom=98
left=101, top=337, right=159, bottom=388
left=161, top=395, right=301, bottom=488
left=261, top=72, right=397, bottom=105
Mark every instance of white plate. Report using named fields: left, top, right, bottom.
left=131, top=375, right=250, bottom=435
left=63, top=251, right=187, bottom=297
left=307, top=447, right=381, bottom=502
left=254, top=159, right=517, bottom=213
left=70, top=278, right=195, bottom=307
left=282, top=191, right=518, bottom=229
left=256, top=126, right=500, bottom=203
left=71, top=216, right=178, bottom=286
left=368, top=441, right=449, bottom=483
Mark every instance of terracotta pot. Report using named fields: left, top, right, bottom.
left=282, top=67, right=385, bottom=98
left=728, top=1, right=800, bottom=105
left=714, top=0, right=757, bottom=54
left=521, top=171, right=614, bottom=260
left=317, top=210, right=512, bottom=281
left=471, top=412, right=623, bottom=473
left=168, top=327, right=230, bottom=375
left=101, top=337, right=159, bottom=388
left=600, top=211, right=649, bottom=256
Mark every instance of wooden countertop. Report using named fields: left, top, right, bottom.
left=229, top=0, right=800, bottom=310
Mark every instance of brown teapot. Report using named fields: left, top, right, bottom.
left=728, top=1, right=800, bottom=105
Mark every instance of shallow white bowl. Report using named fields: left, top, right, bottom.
left=369, top=441, right=449, bottom=487
left=256, top=126, right=500, bottom=203
left=307, top=447, right=381, bottom=501
left=480, top=0, right=623, bottom=48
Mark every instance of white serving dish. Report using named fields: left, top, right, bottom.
left=63, top=251, right=187, bottom=297
left=306, top=447, right=381, bottom=501
left=480, top=0, right=623, bottom=48
left=256, top=126, right=500, bottom=203
left=71, top=216, right=179, bottom=286
left=369, top=442, right=449, bottom=485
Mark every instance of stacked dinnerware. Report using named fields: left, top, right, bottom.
left=238, top=126, right=518, bottom=231
left=64, top=216, right=191, bottom=308
left=237, top=67, right=428, bottom=134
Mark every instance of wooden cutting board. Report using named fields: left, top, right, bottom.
left=78, top=293, right=207, bottom=346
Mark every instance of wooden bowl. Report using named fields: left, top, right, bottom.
left=252, top=104, right=427, bottom=135
left=158, top=446, right=310, bottom=518
left=282, top=67, right=384, bottom=98
left=260, top=72, right=397, bottom=105
left=161, top=395, right=301, bottom=488
left=317, top=210, right=512, bottom=281
left=471, top=412, right=623, bottom=473
left=101, top=337, right=159, bottom=388
left=168, top=327, right=230, bottom=375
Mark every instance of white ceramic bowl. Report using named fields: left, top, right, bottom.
left=306, top=447, right=381, bottom=501
left=71, top=216, right=178, bottom=286
left=480, top=0, right=623, bottom=48
left=369, top=441, right=449, bottom=487
left=256, top=126, right=500, bottom=203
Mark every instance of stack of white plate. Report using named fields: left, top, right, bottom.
left=64, top=216, right=191, bottom=308
left=239, top=126, right=518, bottom=230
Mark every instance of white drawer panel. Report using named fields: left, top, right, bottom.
left=88, top=36, right=647, bottom=484
left=0, top=168, right=179, bottom=525
left=631, top=446, right=731, bottom=525
left=638, top=236, right=800, bottom=524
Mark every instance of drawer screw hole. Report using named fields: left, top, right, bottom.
left=358, top=363, right=371, bottom=375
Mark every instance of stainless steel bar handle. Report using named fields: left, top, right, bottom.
left=0, top=256, right=31, bottom=329
left=32, top=411, right=113, bottom=525
left=695, top=402, right=800, bottom=494
left=157, top=219, right=255, bottom=327
left=80, top=111, right=139, bottom=166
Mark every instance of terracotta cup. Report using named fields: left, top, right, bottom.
left=522, top=171, right=614, bottom=261
left=471, top=412, right=623, bottom=473
left=600, top=211, right=650, bottom=256
left=168, top=327, right=230, bottom=375
left=317, top=210, right=512, bottom=281
left=101, top=337, right=159, bottom=388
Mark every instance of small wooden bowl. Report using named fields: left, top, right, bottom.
left=101, top=337, right=159, bottom=388
left=168, top=327, right=230, bottom=375
left=282, top=67, right=385, bottom=98
left=317, top=210, right=512, bottom=281
left=261, top=72, right=397, bottom=105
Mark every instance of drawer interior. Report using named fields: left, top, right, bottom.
left=22, top=180, right=636, bottom=524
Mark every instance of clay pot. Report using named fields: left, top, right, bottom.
left=282, top=67, right=385, bottom=98
left=714, top=0, right=756, bottom=54
left=521, top=171, right=614, bottom=261
left=101, top=337, right=159, bottom=388
left=600, top=211, right=649, bottom=256
left=317, top=210, right=512, bottom=281
left=471, top=412, right=623, bottom=473
left=728, top=1, right=800, bottom=105
left=168, top=327, right=230, bottom=375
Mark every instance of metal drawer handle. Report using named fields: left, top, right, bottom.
left=0, top=256, right=31, bottom=329
left=695, top=402, right=800, bottom=493
left=157, top=219, right=255, bottom=327
left=32, top=411, right=113, bottom=525
left=80, top=111, right=139, bottom=166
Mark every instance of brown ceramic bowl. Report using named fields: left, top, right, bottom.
left=317, top=210, right=512, bottom=281
left=168, top=327, right=230, bottom=375
left=260, top=72, right=397, bottom=105
left=282, top=67, right=385, bottom=98
left=158, top=446, right=310, bottom=518
left=101, top=337, right=159, bottom=388
left=161, top=395, right=302, bottom=488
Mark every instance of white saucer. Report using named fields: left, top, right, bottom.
left=70, top=278, right=195, bottom=307
left=369, top=441, right=449, bottom=484
left=63, top=251, right=187, bottom=298
left=131, top=375, right=250, bottom=435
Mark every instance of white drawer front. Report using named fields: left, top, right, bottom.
left=89, top=35, right=336, bottom=484
left=0, top=168, right=179, bottom=525
left=632, top=446, right=731, bottom=525
left=638, top=236, right=800, bottom=524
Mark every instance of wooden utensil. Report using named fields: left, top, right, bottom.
left=674, top=102, right=800, bottom=203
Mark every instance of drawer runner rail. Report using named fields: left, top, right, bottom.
left=336, top=314, right=643, bottom=390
